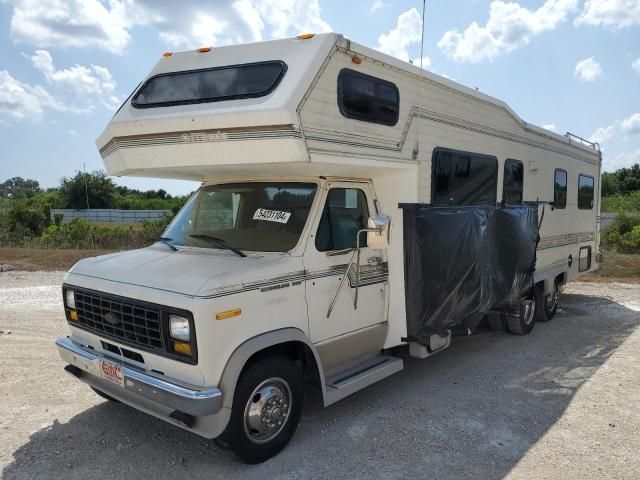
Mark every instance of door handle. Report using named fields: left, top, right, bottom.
left=367, top=256, right=383, bottom=266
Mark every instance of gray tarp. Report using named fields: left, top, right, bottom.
left=400, top=204, right=539, bottom=344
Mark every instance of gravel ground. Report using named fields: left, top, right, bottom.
left=1, top=271, right=639, bottom=480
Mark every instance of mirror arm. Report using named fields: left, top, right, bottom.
left=354, top=227, right=383, bottom=310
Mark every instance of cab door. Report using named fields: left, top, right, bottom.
left=303, top=181, right=388, bottom=344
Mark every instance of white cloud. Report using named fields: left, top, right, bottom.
left=633, top=58, right=640, bottom=74
left=377, top=8, right=423, bottom=62
left=68, top=129, right=78, bottom=136
left=543, top=123, right=558, bottom=132
left=575, top=0, right=640, bottom=29
left=438, top=0, right=578, bottom=63
left=371, top=0, right=386, bottom=13
left=28, top=50, right=120, bottom=109
left=0, top=70, right=83, bottom=122
left=621, top=113, right=640, bottom=134
left=590, top=124, right=617, bottom=144
left=412, top=56, right=432, bottom=69
left=575, top=57, right=602, bottom=81
left=6, top=0, right=132, bottom=54
left=605, top=148, right=640, bottom=171
left=3, top=0, right=332, bottom=54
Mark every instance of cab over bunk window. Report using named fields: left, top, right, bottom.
left=315, top=188, right=369, bottom=251
left=578, top=175, right=595, bottom=210
left=337, top=69, right=399, bottom=126
left=554, top=169, right=567, bottom=209
left=503, top=159, right=524, bottom=204
left=431, top=148, right=498, bottom=205
left=132, top=61, right=287, bottom=108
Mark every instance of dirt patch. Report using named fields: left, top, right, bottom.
left=0, top=248, right=116, bottom=271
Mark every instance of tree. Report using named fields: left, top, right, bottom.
left=59, top=171, right=117, bottom=209
left=0, top=177, right=41, bottom=199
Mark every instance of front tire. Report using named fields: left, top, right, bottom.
left=221, top=356, right=303, bottom=464
left=505, top=297, right=536, bottom=335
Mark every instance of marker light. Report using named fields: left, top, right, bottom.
left=352, top=56, right=363, bottom=64
left=172, top=341, right=192, bottom=356
left=216, top=308, right=242, bottom=321
left=297, top=33, right=315, bottom=40
left=197, top=47, right=212, bottom=53
left=162, top=51, right=173, bottom=57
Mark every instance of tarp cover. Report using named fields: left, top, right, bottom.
left=400, top=204, right=539, bottom=344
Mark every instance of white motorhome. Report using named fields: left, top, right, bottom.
left=56, top=33, right=601, bottom=463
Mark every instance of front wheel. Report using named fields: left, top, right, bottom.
left=505, top=297, right=536, bottom=335
left=220, top=356, right=303, bottom=464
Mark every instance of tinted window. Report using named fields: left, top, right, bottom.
left=315, top=188, right=370, bottom=251
left=554, top=169, right=567, bottom=209
left=578, top=175, right=594, bottom=210
left=132, top=61, right=287, bottom=108
left=503, top=159, right=524, bottom=204
left=338, top=69, right=399, bottom=126
left=432, top=148, right=498, bottom=205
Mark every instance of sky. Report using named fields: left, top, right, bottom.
left=0, top=0, right=639, bottom=195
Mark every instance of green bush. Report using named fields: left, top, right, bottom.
left=601, top=191, right=640, bottom=213
left=601, top=214, right=640, bottom=254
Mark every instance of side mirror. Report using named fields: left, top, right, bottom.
left=366, top=215, right=391, bottom=250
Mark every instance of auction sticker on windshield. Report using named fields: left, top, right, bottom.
left=98, top=359, right=125, bottom=388
left=253, top=209, right=291, bottom=224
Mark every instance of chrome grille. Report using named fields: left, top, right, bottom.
left=73, top=289, right=163, bottom=351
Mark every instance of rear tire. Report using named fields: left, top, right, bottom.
left=221, top=356, right=303, bottom=464
left=534, top=280, right=559, bottom=322
left=505, top=298, right=536, bottom=335
left=91, top=386, right=120, bottom=402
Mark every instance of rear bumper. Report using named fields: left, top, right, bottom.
left=55, top=336, right=222, bottom=417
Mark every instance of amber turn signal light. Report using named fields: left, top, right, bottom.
left=69, top=310, right=78, bottom=321
left=216, top=308, right=242, bottom=320
left=172, top=341, right=192, bottom=356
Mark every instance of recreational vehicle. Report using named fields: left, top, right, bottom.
left=55, top=33, right=601, bottom=463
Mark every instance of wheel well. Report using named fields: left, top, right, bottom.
left=241, top=341, right=321, bottom=389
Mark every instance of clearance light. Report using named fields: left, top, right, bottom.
left=197, top=47, right=212, bottom=53
left=297, top=33, right=315, bottom=40
left=172, top=341, right=192, bottom=356
left=69, top=311, right=78, bottom=321
left=216, top=308, right=241, bottom=321
left=352, top=56, right=363, bottom=65
left=162, top=51, right=173, bottom=57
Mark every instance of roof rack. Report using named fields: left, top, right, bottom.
left=564, top=132, right=600, bottom=151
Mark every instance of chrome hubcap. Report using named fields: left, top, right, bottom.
left=546, top=286, right=559, bottom=311
left=244, top=378, right=291, bottom=444
left=521, top=299, right=535, bottom=325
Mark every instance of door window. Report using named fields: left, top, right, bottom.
left=503, top=159, right=524, bottom=204
left=554, top=169, right=567, bottom=209
left=315, top=188, right=370, bottom=251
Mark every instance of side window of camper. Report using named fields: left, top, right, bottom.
left=578, top=175, right=595, bottom=209
left=431, top=148, right=498, bottom=205
left=554, top=169, right=567, bottom=209
left=503, top=159, right=524, bottom=204
left=337, top=69, right=399, bottom=126
left=315, top=188, right=370, bottom=251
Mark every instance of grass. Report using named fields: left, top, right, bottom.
left=581, top=252, right=640, bottom=283
left=0, top=247, right=115, bottom=271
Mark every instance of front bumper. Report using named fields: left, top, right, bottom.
left=56, top=336, right=222, bottom=417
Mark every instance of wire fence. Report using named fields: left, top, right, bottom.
left=50, top=209, right=172, bottom=224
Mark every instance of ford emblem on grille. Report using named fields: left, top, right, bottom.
left=104, top=312, right=122, bottom=326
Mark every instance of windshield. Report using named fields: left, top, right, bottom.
left=163, top=182, right=317, bottom=253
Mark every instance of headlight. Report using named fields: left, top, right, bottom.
left=65, top=289, right=76, bottom=309
left=169, top=315, right=190, bottom=341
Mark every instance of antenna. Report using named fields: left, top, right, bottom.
left=414, top=0, right=426, bottom=161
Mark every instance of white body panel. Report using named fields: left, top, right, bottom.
left=58, top=33, right=601, bottom=438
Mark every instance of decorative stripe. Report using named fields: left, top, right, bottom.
left=537, top=232, right=595, bottom=250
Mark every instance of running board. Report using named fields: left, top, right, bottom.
left=324, top=355, right=403, bottom=406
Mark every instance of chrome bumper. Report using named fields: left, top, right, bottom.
left=55, top=336, right=222, bottom=417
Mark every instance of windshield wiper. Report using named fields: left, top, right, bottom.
left=157, top=237, right=178, bottom=252
left=189, top=234, right=247, bottom=258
